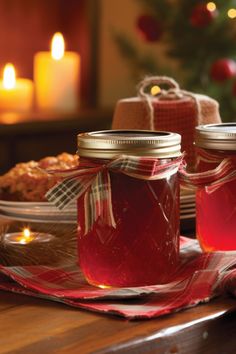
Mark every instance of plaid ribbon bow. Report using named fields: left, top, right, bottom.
left=46, top=155, right=183, bottom=233
left=179, top=149, right=236, bottom=193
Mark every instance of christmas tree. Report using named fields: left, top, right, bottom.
left=113, top=0, right=236, bottom=121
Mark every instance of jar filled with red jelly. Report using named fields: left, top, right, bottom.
left=195, top=123, right=236, bottom=251
left=77, top=130, right=182, bottom=287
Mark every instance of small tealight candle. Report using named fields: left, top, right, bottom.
left=4, top=227, right=55, bottom=245
left=0, top=63, right=33, bottom=113
left=34, top=32, right=80, bottom=112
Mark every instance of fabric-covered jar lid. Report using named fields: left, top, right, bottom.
left=77, top=129, right=182, bottom=159
left=195, top=123, right=236, bottom=150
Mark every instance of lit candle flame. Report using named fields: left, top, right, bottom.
left=23, top=228, right=31, bottom=238
left=3, top=63, right=16, bottom=89
left=51, top=32, right=65, bottom=60
left=19, top=227, right=34, bottom=244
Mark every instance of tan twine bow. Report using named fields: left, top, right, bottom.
left=137, top=76, right=202, bottom=131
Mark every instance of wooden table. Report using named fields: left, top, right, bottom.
left=0, top=290, right=235, bottom=353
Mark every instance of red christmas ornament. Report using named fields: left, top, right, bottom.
left=136, top=14, right=162, bottom=42
left=190, top=4, right=217, bottom=28
left=210, top=59, right=236, bottom=82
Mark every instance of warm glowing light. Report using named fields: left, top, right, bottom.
left=206, top=2, right=216, bottom=12
left=98, top=284, right=111, bottom=289
left=23, top=228, right=31, bottom=238
left=228, top=8, right=236, bottom=19
left=0, top=113, right=21, bottom=124
left=3, top=63, right=16, bottom=89
left=19, top=228, right=35, bottom=244
left=51, top=32, right=65, bottom=60
left=151, top=85, right=161, bottom=96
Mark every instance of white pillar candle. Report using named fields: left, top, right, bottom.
left=0, top=63, right=33, bottom=112
left=34, top=32, right=80, bottom=113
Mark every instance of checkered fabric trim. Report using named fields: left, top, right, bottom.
left=46, top=155, right=183, bottom=233
left=179, top=149, right=236, bottom=193
left=0, top=237, right=236, bottom=319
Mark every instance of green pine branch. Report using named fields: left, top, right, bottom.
left=112, top=0, right=236, bottom=120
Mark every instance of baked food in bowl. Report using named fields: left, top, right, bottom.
left=0, top=153, right=79, bottom=202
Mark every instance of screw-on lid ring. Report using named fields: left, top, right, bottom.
left=77, top=130, right=182, bottom=159
left=195, top=123, right=236, bottom=150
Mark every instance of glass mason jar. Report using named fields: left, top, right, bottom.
left=77, top=130, right=182, bottom=287
left=195, top=123, right=236, bottom=251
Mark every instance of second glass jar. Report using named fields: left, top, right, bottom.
left=195, top=123, right=236, bottom=251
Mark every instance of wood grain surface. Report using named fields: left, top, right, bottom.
left=0, top=291, right=235, bottom=354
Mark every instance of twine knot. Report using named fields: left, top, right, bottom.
left=137, top=76, right=202, bottom=130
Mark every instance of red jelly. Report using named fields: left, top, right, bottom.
left=77, top=130, right=182, bottom=287
left=195, top=123, right=236, bottom=251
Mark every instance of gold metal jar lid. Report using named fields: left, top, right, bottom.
left=195, top=123, right=236, bottom=150
left=77, top=130, right=182, bottom=159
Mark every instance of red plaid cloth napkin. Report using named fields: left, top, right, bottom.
left=0, top=237, right=236, bottom=320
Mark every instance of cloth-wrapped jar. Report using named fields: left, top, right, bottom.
left=112, top=76, right=221, bottom=169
